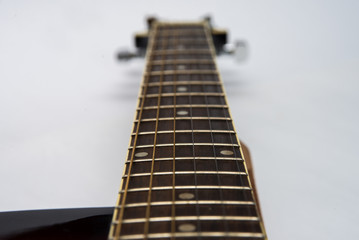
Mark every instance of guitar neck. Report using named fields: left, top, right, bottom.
left=109, top=21, right=266, bottom=240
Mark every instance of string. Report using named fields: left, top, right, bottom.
left=170, top=24, right=178, bottom=240
left=110, top=23, right=158, bottom=239
left=143, top=23, right=168, bottom=238
left=189, top=71, right=202, bottom=240
left=200, top=24, right=230, bottom=236
left=203, top=22, right=261, bottom=234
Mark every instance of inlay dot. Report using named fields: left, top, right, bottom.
left=177, top=110, right=188, bottom=116
left=178, top=223, right=196, bottom=232
left=177, top=65, right=186, bottom=70
left=135, top=152, right=148, bottom=158
left=179, top=192, right=194, bottom=200
left=220, top=150, right=234, bottom=156
left=177, top=86, right=187, bottom=92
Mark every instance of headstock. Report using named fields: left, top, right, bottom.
left=117, top=16, right=229, bottom=60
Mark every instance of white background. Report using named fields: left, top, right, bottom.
left=1, top=1, right=359, bottom=239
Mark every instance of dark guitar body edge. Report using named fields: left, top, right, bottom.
left=0, top=207, right=114, bottom=240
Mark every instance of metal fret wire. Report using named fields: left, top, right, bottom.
left=143, top=25, right=168, bottom=238
left=110, top=23, right=159, bottom=240
left=203, top=22, right=266, bottom=237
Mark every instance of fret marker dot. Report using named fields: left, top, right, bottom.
left=179, top=193, right=194, bottom=200
left=177, top=86, right=187, bottom=92
left=177, top=110, right=188, bottom=116
left=220, top=150, right=234, bottom=156
left=135, top=152, right=148, bottom=158
left=177, top=65, right=186, bottom=70
left=178, top=223, right=196, bottom=232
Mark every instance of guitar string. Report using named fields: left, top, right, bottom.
left=143, top=24, right=168, bottom=238
left=203, top=22, right=261, bottom=234
left=111, top=23, right=158, bottom=239
left=170, top=24, right=179, bottom=239
left=187, top=28, right=202, bottom=239
left=199, top=25, right=230, bottom=237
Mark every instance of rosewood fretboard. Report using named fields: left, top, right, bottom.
left=109, top=21, right=266, bottom=240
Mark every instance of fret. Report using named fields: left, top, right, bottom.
left=122, top=200, right=255, bottom=208
left=151, top=63, right=216, bottom=71
left=134, top=119, right=234, bottom=133
left=122, top=175, right=249, bottom=190
left=131, top=132, right=238, bottom=146
left=145, top=80, right=221, bottom=86
left=138, top=108, right=230, bottom=119
left=114, top=232, right=265, bottom=240
left=123, top=171, right=247, bottom=178
left=129, top=143, right=239, bottom=149
left=155, top=29, right=206, bottom=37
left=121, top=204, right=258, bottom=218
left=140, top=104, right=227, bottom=110
left=129, top=145, right=241, bottom=159
left=133, top=129, right=236, bottom=135
left=152, top=52, right=213, bottom=60
left=125, top=156, right=243, bottom=163
left=153, top=43, right=210, bottom=51
left=120, top=215, right=259, bottom=224
left=120, top=185, right=252, bottom=193
left=142, top=92, right=224, bottom=97
left=146, top=69, right=217, bottom=75
left=120, top=188, right=253, bottom=204
left=151, top=49, right=211, bottom=55
left=148, top=74, right=219, bottom=83
left=153, top=39, right=208, bottom=46
left=151, top=59, right=214, bottom=65
left=142, top=96, right=226, bottom=106
left=146, top=84, right=223, bottom=94
left=125, top=159, right=246, bottom=176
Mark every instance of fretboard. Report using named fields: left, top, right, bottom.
left=109, top=21, right=266, bottom=240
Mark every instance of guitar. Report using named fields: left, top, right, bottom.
left=0, top=18, right=267, bottom=240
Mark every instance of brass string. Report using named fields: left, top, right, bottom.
left=203, top=21, right=267, bottom=238
left=170, top=25, right=179, bottom=239
left=109, top=24, right=159, bottom=239
left=200, top=24, right=230, bottom=237
left=143, top=24, right=169, bottom=238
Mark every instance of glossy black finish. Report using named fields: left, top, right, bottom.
left=0, top=207, right=113, bottom=240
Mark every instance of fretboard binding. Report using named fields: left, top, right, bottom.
left=144, top=81, right=221, bottom=86
left=119, top=185, right=251, bottom=193
left=135, top=117, right=231, bottom=122
left=132, top=130, right=236, bottom=135
left=151, top=49, right=211, bottom=55
left=117, top=216, right=259, bottom=224
left=139, top=104, right=228, bottom=110
left=129, top=142, right=239, bottom=149
left=146, top=69, right=217, bottom=75
left=119, top=200, right=255, bottom=208
left=111, top=232, right=264, bottom=240
left=123, top=171, right=247, bottom=178
left=151, top=59, right=214, bottom=65
left=125, top=156, right=243, bottom=163
left=140, top=92, right=224, bottom=97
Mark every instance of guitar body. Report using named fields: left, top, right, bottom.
left=0, top=207, right=113, bottom=240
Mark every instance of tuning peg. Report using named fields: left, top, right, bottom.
left=117, top=49, right=140, bottom=61
left=223, top=40, right=249, bottom=63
